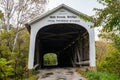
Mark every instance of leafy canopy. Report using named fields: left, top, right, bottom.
left=95, top=0, right=120, bottom=32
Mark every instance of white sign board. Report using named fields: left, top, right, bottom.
left=47, top=9, right=80, bottom=23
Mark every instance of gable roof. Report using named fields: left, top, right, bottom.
left=27, top=4, right=92, bottom=25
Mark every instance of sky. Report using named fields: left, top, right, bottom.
left=47, top=0, right=104, bottom=41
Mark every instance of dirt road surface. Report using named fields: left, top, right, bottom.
left=38, top=68, right=87, bottom=80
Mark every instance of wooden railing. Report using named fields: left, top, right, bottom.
left=33, top=64, right=39, bottom=70
left=75, top=60, right=89, bottom=65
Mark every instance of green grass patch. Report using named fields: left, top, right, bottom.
left=80, top=71, right=120, bottom=80
left=24, top=75, right=39, bottom=80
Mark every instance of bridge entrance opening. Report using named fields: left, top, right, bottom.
left=43, top=53, right=58, bottom=67
left=35, top=23, right=89, bottom=69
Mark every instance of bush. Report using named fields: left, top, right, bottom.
left=100, top=52, right=120, bottom=76
left=0, top=29, right=30, bottom=79
left=96, top=41, right=120, bottom=76
left=0, top=58, right=14, bottom=80
left=98, top=44, right=120, bottom=76
left=81, top=71, right=120, bottom=80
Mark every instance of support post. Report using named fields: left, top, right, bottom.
left=28, top=31, right=36, bottom=69
left=89, top=29, right=96, bottom=67
left=76, top=47, right=81, bottom=67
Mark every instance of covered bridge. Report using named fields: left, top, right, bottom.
left=25, top=4, right=96, bottom=70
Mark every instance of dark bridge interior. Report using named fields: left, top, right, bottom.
left=34, top=23, right=89, bottom=69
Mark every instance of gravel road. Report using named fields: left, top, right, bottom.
left=38, top=68, right=87, bottom=80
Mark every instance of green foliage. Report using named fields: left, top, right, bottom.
left=95, top=0, right=120, bottom=32
left=95, top=1, right=120, bottom=76
left=12, top=52, right=28, bottom=79
left=44, top=53, right=58, bottom=66
left=0, top=58, right=14, bottom=80
left=100, top=50, right=120, bottom=76
left=95, top=41, right=108, bottom=67
left=96, top=41, right=120, bottom=76
left=111, top=34, right=120, bottom=50
left=0, top=28, right=30, bottom=79
left=16, top=29, right=30, bottom=53
left=0, top=40, right=11, bottom=59
left=0, top=30, right=15, bottom=79
left=25, top=75, right=38, bottom=80
left=0, top=10, right=3, bottom=19
left=79, top=14, right=94, bottom=22
left=81, top=71, right=120, bottom=80
left=0, top=30, right=15, bottom=51
left=11, top=29, right=30, bottom=79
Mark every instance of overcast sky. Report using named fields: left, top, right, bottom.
left=47, top=0, right=104, bottom=40
left=47, top=0, right=103, bottom=15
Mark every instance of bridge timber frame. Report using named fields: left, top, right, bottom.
left=25, top=4, right=96, bottom=70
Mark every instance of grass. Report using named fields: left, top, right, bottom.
left=80, top=71, right=120, bottom=80
left=24, top=75, right=39, bottom=80
left=24, top=70, right=39, bottom=80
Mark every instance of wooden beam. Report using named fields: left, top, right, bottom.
left=82, top=32, right=88, bottom=37
left=39, top=32, right=55, bottom=35
left=76, top=47, right=81, bottom=64
left=75, top=60, right=89, bottom=65
left=41, top=34, right=74, bottom=39
left=41, top=34, right=56, bottom=39
left=40, top=32, right=79, bottom=35
left=41, top=37, right=70, bottom=41
left=33, top=64, right=39, bottom=70
left=62, top=32, right=79, bottom=35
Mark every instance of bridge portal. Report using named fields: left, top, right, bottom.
left=25, top=4, right=96, bottom=70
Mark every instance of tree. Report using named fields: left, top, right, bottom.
left=0, top=0, right=48, bottom=31
left=94, top=0, right=120, bottom=32
left=0, top=27, right=30, bottom=79
left=12, top=28, right=30, bottom=79
left=0, top=31, right=15, bottom=80
left=0, top=1, right=48, bottom=78
left=0, top=10, right=4, bottom=30
left=94, top=1, right=120, bottom=76
left=0, top=0, right=48, bottom=51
